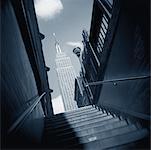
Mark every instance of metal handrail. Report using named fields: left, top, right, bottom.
left=8, top=92, right=46, bottom=134
left=87, top=75, right=150, bottom=121
left=86, top=75, right=150, bottom=86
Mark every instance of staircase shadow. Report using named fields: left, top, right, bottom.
left=42, top=114, right=85, bottom=150
left=5, top=117, right=45, bottom=149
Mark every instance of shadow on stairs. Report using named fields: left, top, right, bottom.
left=41, top=106, right=150, bottom=150
left=42, top=114, right=85, bottom=150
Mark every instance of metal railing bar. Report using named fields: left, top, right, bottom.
left=98, top=36, right=104, bottom=47
left=103, top=14, right=109, bottom=23
left=86, top=75, right=150, bottom=86
left=99, top=30, right=105, bottom=41
left=89, top=42, right=101, bottom=67
left=100, top=26, right=106, bottom=37
left=25, top=94, right=39, bottom=104
left=8, top=92, right=46, bottom=134
left=101, top=18, right=108, bottom=30
left=105, top=0, right=112, bottom=8
left=98, top=0, right=112, bottom=18
left=98, top=41, right=103, bottom=51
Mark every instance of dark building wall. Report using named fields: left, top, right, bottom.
left=81, top=0, right=150, bottom=117
left=21, top=0, right=53, bottom=116
left=1, top=0, right=44, bottom=147
left=97, top=0, right=150, bottom=115
left=74, top=77, right=90, bottom=107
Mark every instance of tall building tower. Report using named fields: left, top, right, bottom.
left=53, top=33, right=78, bottom=111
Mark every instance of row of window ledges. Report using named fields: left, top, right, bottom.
left=82, top=13, right=111, bottom=76
left=96, top=13, right=110, bottom=53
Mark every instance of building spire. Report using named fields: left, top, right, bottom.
left=53, top=33, right=62, bottom=53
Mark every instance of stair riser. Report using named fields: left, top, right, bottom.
left=53, top=107, right=96, bottom=118
left=61, top=105, right=93, bottom=114
left=48, top=113, right=107, bottom=128
left=58, top=125, right=137, bottom=144
left=65, top=107, right=96, bottom=115
left=46, top=115, right=113, bottom=130
left=82, top=129, right=148, bottom=150
left=67, top=115, right=113, bottom=128
left=46, top=108, right=99, bottom=121
left=45, top=118, right=120, bottom=135
left=57, top=120, right=128, bottom=138
left=46, top=111, right=105, bottom=125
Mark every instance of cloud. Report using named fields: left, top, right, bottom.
left=34, top=0, right=63, bottom=20
left=52, top=95, right=65, bottom=114
left=66, top=41, right=83, bottom=50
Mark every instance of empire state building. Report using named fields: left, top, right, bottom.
left=53, top=34, right=78, bottom=111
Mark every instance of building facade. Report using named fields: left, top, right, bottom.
left=80, top=0, right=150, bottom=115
left=55, top=38, right=78, bottom=111
left=1, top=0, right=54, bottom=147
left=74, top=76, right=90, bottom=107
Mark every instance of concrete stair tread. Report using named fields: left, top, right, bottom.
left=56, top=119, right=127, bottom=138
left=45, top=110, right=105, bottom=125
left=69, top=128, right=148, bottom=149
left=45, top=117, right=121, bottom=136
left=43, top=105, right=149, bottom=150
left=52, top=105, right=94, bottom=117
left=105, top=137, right=150, bottom=150
left=45, top=113, right=107, bottom=128
left=45, top=108, right=99, bottom=121
left=45, top=115, right=115, bottom=131
left=66, top=115, right=113, bottom=128
left=55, top=124, right=138, bottom=144
left=65, top=105, right=93, bottom=112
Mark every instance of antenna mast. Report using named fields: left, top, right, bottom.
left=53, top=33, right=62, bottom=53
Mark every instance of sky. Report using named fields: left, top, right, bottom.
left=34, top=0, right=93, bottom=113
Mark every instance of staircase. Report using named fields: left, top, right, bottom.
left=43, top=105, right=149, bottom=150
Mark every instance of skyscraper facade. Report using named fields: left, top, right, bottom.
left=54, top=34, right=78, bottom=111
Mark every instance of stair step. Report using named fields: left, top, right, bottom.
left=46, top=113, right=107, bottom=128
left=65, top=105, right=93, bottom=113
left=46, top=108, right=99, bottom=121
left=52, top=105, right=94, bottom=117
left=62, top=124, right=137, bottom=146
left=46, top=110, right=104, bottom=125
left=45, top=115, right=114, bottom=131
left=45, top=117, right=120, bottom=135
left=69, top=114, right=112, bottom=128
left=57, top=119, right=127, bottom=139
left=77, top=128, right=148, bottom=150
left=106, top=137, right=150, bottom=150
